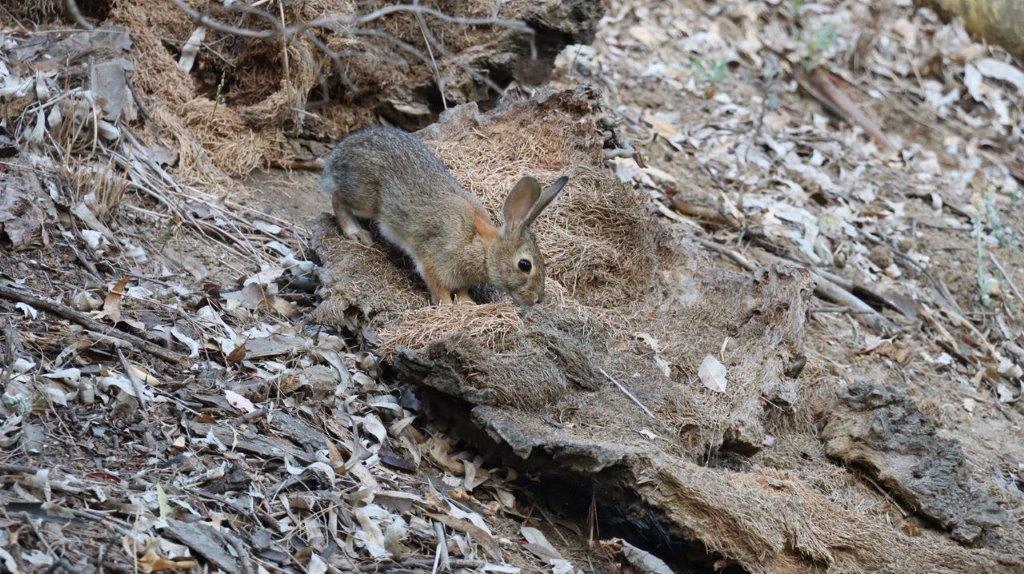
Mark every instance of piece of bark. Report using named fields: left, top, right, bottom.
left=164, top=520, right=239, bottom=574
left=797, top=67, right=896, bottom=151
left=821, top=381, right=1006, bottom=544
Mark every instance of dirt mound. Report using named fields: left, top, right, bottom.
left=313, top=86, right=1023, bottom=571
left=315, top=86, right=808, bottom=451
left=78, top=0, right=603, bottom=182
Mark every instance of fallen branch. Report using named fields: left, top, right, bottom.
left=796, top=67, right=896, bottom=151
left=692, top=237, right=757, bottom=272
left=0, top=284, right=186, bottom=364
left=808, top=270, right=897, bottom=333
left=267, top=158, right=325, bottom=171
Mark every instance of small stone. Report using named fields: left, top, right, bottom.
left=72, top=290, right=103, bottom=311
left=867, top=245, right=894, bottom=269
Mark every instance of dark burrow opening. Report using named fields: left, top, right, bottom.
left=410, top=386, right=749, bottom=574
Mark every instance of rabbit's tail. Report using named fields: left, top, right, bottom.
left=318, top=169, right=336, bottom=197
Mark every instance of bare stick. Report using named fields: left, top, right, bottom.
left=693, top=235, right=897, bottom=332
left=990, top=253, right=1024, bottom=307
left=63, top=0, right=94, bottom=30
left=808, top=271, right=897, bottom=333
left=0, top=284, right=186, bottom=364
left=692, top=237, right=758, bottom=272
left=277, top=0, right=291, bottom=83
left=303, top=33, right=357, bottom=92
left=169, top=0, right=277, bottom=38
left=599, top=368, right=656, bottom=420
left=318, top=5, right=533, bottom=34
left=416, top=1, right=448, bottom=110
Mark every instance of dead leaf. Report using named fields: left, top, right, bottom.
left=224, top=390, right=256, bottom=413
left=615, top=538, right=674, bottom=574
left=430, top=512, right=501, bottom=559
left=698, top=354, right=728, bottom=393
left=354, top=505, right=389, bottom=558
left=137, top=549, right=198, bottom=573
left=14, top=302, right=37, bottom=319
left=307, top=554, right=328, bottom=574
left=101, top=277, right=130, bottom=323
left=902, top=522, right=921, bottom=536
left=996, top=384, right=1016, bottom=403
left=645, top=114, right=680, bottom=143
left=128, top=363, right=160, bottom=386
left=225, top=341, right=246, bottom=365
left=975, top=58, right=1024, bottom=93
left=628, top=25, right=656, bottom=47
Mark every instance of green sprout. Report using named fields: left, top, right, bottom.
left=802, top=24, right=838, bottom=70
left=691, top=58, right=728, bottom=85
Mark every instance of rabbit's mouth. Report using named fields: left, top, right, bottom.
left=510, top=293, right=542, bottom=307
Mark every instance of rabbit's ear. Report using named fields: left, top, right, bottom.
left=522, top=176, right=568, bottom=229
left=503, top=176, right=541, bottom=236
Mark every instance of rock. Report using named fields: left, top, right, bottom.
left=297, top=365, right=338, bottom=401
left=163, top=520, right=239, bottom=574
left=821, top=381, right=1006, bottom=544
left=0, top=165, right=55, bottom=250
left=89, top=58, right=136, bottom=122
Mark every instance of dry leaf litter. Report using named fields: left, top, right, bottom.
left=0, top=4, right=614, bottom=573
left=3, top=0, right=1024, bottom=572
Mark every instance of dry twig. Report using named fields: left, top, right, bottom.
left=0, top=284, right=186, bottom=364
left=159, top=0, right=533, bottom=97
left=599, top=368, right=657, bottom=420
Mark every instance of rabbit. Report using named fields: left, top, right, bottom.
left=321, top=126, right=568, bottom=306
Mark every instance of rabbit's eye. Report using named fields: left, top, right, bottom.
left=518, top=258, right=532, bottom=273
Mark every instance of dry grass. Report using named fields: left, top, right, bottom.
left=61, top=161, right=130, bottom=219
left=379, top=302, right=525, bottom=356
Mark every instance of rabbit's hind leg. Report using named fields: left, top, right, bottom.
left=332, top=194, right=373, bottom=246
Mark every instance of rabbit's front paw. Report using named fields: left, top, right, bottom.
left=454, top=289, right=474, bottom=305
left=349, top=228, right=373, bottom=246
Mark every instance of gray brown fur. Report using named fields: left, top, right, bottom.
left=321, top=126, right=568, bottom=305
